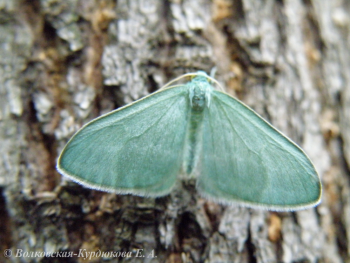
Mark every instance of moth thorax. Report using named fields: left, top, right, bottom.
left=190, top=86, right=207, bottom=112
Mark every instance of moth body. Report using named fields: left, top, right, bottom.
left=183, top=75, right=212, bottom=176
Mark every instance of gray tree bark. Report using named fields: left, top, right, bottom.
left=1, top=0, right=349, bottom=262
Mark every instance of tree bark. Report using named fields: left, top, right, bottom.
left=1, top=0, right=349, bottom=262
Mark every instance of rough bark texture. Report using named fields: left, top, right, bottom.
left=1, top=0, right=349, bottom=262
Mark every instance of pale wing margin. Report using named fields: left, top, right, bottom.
left=57, top=86, right=189, bottom=196
left=197, top=90, right=321, bottom=211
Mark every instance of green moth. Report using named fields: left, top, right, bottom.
left=57, top=71, right=321, bottom=211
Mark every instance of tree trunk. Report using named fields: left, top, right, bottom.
left=1, top=0, right=349, bottom=262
